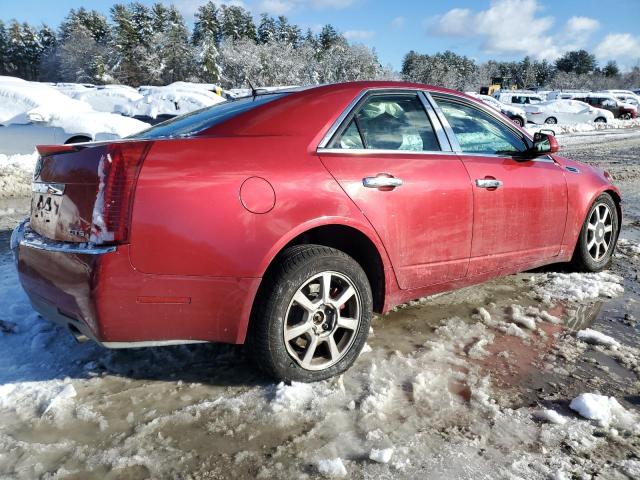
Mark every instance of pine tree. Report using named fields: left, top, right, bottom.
left=151, top=2, right=169, bottom=32
left=193, top=1, right=222, bottom=83
left=319, top=25, right=340, bottom=52
left=276, top=16, right=301, bottom=46
left=6, top=21, right=25, bottom=78
left=257, top=14, right=277, bottom=44
left=193, top=1, right=221, bottom=46
left=220, top=5, right=256, bottom=42
left=111, top=3, right=149, bottom=85
left=0, top=21, right=7, bottom=75
left=21, top=23, right=42, bottom=80
left=157, top=6, right=193, bottom=84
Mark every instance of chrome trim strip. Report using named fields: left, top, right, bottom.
left=32, top=182, right=65, bottom=195
left=14, top=220, right=116, bottom=255
left=318, top=89, right=369, bottom=149
left=417, top=91, right=452, bottom=152
left=423, top=92, right=462, bottom=152
left=317, top=148, right=458, bottom=156
left=102, top=339, right=209, bottom=349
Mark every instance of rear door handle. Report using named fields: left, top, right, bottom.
left=363, top=175, right=403, bottom=189
left=475, top=178, right=503, bottom=189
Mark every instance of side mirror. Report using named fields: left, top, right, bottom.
left=27, top=112, right=46, bottom=123
left=532, top=131, right=559, bottom=155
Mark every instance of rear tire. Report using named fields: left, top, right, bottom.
left=512, top=116, right=524, bottom=127
left=544, top=117, right=557, bottom=124
left=571, top=194, right=619, bottom=272
left=594, top=117, right=607, bottom=123
left=248, top=245, right=373, bottom=382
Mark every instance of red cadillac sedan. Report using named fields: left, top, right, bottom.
left=11, top=81, right=621, bottom=382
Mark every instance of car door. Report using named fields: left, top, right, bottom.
left=318, top=90, right=473, bottom=290
left=430, top=94, right=568, bottom=276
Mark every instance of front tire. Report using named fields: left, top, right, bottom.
left=512, top=116, right=524, bottom=127
left=594, top=117, right=607, bottom=123
left=571, top=194, right=619, bottom=272
left=248, top=245, right=373, bottom=382
left=544, top=117, right=558, bottom=124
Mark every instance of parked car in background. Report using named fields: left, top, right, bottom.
left=0, top=82, right=149, bottom=154
left=609, top=93, right=640, bottom=109
left=494, top=91, right=545, bottom=105
left=524, top=99, right=613, bottom=125
left=546, top=90, right=590, bottom=101
left=72, top=86, right=143, bottom=114
left=572, top=93, right=637, bottom=120
left=12, top=81, right=621, bottom=382
left=122, top=85, right=226, bottom=124
left=467, top=92, right=527, bottom=126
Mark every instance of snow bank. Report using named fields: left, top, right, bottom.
left=0, top=151, right=38, bottom=198
left=617, top=238, right=640, bottom=256
left=534, top=272, right=624, bottom=302
left=570, top=393, right=639, bottom=430
left=576, top=328, right=620, bottom=348
left=525, top=117, right=640, bottom=135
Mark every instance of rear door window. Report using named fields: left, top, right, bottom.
left=332, top=93, right=441, bottom=152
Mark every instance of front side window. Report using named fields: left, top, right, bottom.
left=435, top=97, right=528, bottom=155
left=332, top=93, right=441, bottom=152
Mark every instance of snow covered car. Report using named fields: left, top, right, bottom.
left=11, top=81, right=621, bottom=382
left=72, top=85, right=143, bottom=114
left=125, top=85, right=226, bottom=124
left=0, top=82, right=149, bottom=154
left=524, top=99, right=614, bottom=125
left=467, top=92, right=527, bottom=127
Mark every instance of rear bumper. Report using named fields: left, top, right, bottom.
left=12, top=219, right=261, bottom=347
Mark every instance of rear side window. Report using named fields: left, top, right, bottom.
left=435, top=98, right=528, bottom=155
left=132, top=94, right=287, bottom=139
left=332, top=93, right=441, bottom=152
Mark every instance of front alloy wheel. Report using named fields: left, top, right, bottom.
left=571, top=193, right=618, bottom=272
left=248, top=245, right=372, bottom=382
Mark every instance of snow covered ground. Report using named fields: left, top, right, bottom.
left=0, top=129, right=639, bottom=479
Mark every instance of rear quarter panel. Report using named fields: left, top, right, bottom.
left=128, top=136, right=394, bottom=282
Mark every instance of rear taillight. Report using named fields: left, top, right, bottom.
left=91, top=142, right=151, bottom=244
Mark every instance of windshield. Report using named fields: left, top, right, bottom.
left=131, top=93, right=287, bottom=139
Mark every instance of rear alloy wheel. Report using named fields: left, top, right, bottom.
left=544, top=117, right=557, bottom=124
left=248, top=245, right=372, bottom=382
left=620, top=113, right=631, bottom=120
left=571, top=194, right=618, bottom=272
left=594, top=117, right=607, bottom=123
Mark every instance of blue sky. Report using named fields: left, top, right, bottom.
left=2, top=0, right=639, bottom=69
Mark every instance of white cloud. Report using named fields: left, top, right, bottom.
left=391, top=16, right=406, bottom=30
left=427, top=0, right=560, bottom=60
left=173, top=0, right=246, bottom=17
left=595, top=33, right=640, bottom=63
left=566, top=16, right=599, bottom=35
left=259, top=0, right=294, bottom=14
left=256, top=0, right=356, bottom=14
left=343, top=29, right=375, bottom=40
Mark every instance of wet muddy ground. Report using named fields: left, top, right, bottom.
left=0, top=130, right=639, bottom=479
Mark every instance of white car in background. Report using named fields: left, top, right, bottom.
left=466, top=92, right=527, bottom=127
left=494, top=91, right=545, bottom=106
left=0, top=82, right=149, bottom=154
left=524, top=99, right=613, bottom=125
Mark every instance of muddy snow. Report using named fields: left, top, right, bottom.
left=0, top=129, right=639, bottom=479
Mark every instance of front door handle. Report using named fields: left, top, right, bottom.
left=363, top=174, right=403, bottom=189
left=475, top=178, right=503, bottom=189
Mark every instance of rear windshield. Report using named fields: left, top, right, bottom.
left=131, top=93, right=287, bottom=139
